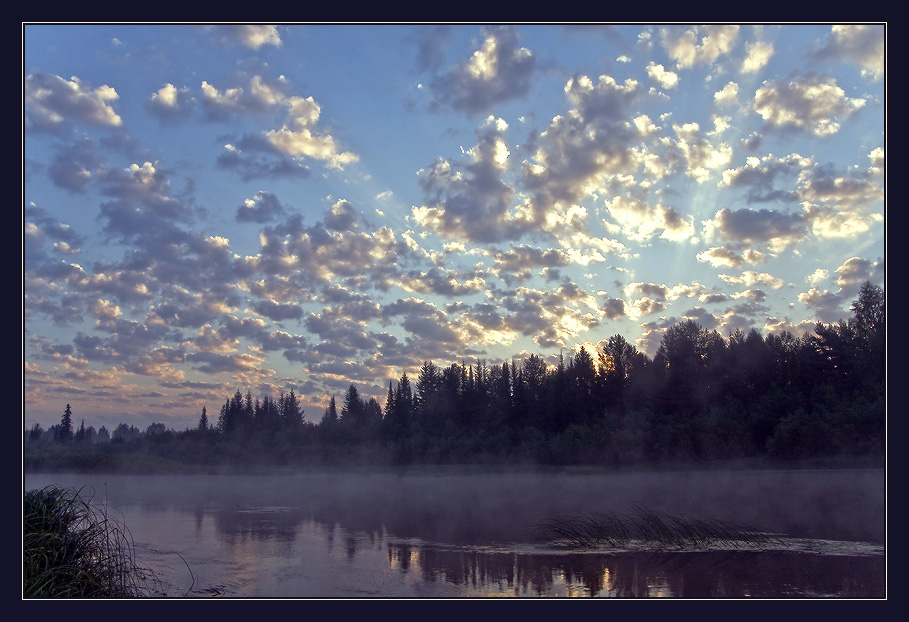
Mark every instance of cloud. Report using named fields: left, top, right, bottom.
left=188, top=72, right=357, bottom=174
left=798, top=153, right=884, bottom=209
left=718, top=271, right=785, bottom=289
left=217, top=141, right=312, bottom=181
left=25, top=73, right=122, bottom=134
left=704, top=207, right=809, bottom=254
left=752, top=74, right=866, bottom=136
left=603, top=194, right=694, bottom=242
left=23, top=205, right=85, bottom=263
left=236, top=191, right=287, bottom=223
left=210, top=25, right=282, bottom=50
left=714, top=81, right=739, bottom=106
left=95, top=161, right=195, bottom=246
left=265, top=95, right=359, bottom=169
left=429, top=26, right=536, bottom=115
left=324, top=199, right=360, bottom=232
left=813, top=24, right=885, bottom=82
left=490, top=245, right=571, bottom=280
left=696, top=246, right=766, bottom=269
left=408, top=25, right=453, bottom=73
left=660, top=25, right=740, bottom=69
left=741, top=41, right=774, bottom=73
left=412, top=118, right=521, bottom=242
left=199, top=74, right=293, bottom=120
left=47, top=137, right=104, bottom=193
left=833, top=256, right=885, bottom=293
left=671, top=122, right=734, bottom=183
left=252, top=299, right=304, bottom=322
left=720, top=153, right=810, bottom=203
left=646, top=62, right=679, bottom=89
left=146, top=83, right=195, bottom=123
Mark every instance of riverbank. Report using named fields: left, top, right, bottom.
left=23, top=447, right=885, bottom=477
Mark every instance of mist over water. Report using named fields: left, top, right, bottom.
left=23, top=468, right=885, bottom=597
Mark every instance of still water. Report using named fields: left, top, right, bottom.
left=23, top=468, right=886, bottom=598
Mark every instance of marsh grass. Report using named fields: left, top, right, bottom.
left=23, top=485, right=161, bottom=597
left=539, top=504, right=786, bottom=550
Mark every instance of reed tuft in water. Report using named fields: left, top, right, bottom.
left=538, top=504, right=784, bottom=550
left=23, top=485, right=158, bottom=597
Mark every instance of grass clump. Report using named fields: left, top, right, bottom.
left=539, top=504, right=784, bottom=550
left=23, top=485, right=157, bottom=597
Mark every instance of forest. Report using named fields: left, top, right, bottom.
left=23, top=282, right=885, bottom=471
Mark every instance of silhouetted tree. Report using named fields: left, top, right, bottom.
left=280, top=389, right=303, bottom=429
left=29, top=422, right=43, bottom=443
left=56, top=404, right=74, bottom=443
left=197, top=406, right=209, bottom=431
left=340, top=384, right=365, bottom=428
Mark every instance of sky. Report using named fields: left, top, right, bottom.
left=23, top=23, right=886, bottom=433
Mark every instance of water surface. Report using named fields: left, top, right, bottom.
left=23, top=468, right=886, bottom=598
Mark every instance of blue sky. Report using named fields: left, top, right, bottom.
left=23, top=24, right=886, bottom=432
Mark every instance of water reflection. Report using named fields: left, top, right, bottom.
left=23, top=471, right=886, bottom=598
left=382, top=544, right=884, bottom=598
left=186, top=503, right=885, bottom=597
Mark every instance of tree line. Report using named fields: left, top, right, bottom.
left=24, top=281, right=885, bottom=469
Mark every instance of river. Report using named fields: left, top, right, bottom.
left=23, top=467, right=886, bottom=598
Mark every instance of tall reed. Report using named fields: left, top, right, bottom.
left=23, top=485, right=157, bottom=597
left=538, top=504, right=784, bottom=549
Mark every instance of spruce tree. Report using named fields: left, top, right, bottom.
left=57, top=404, right=74, bottom=443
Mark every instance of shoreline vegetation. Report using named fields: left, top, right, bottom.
left=23, top=485, right=163, bottom=598
left=24, top=282, right=884, bottom=475
left=22, top=451, right=884, bottom=476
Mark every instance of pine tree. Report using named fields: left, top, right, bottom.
left=29, top=422, right=43, bottom=443
left=321, top=395, right=338, bottom=425
left=198, top=406, right=209, bottom=431
left=57, top=404, right=74, bottom=443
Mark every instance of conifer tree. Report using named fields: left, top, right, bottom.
left=57, top=404, right=74, bottom=443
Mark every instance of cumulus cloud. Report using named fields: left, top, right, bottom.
left=324, top=199, right=360, bottom=232
left=646, top=62, right=679, bottom=89
left=714, top=81, right=739, bottom=106
left=188, top=73, right=357, bottom=174
left=147, top=83, right=195, bottom=123
left=741, top=41, right=773, bottom=73
left=265, top=95, right=359, bottom=169
left=813, top=24, right=885, bottom=81
left=720, top=153, right=810, bottom=203
left=25, top=73, right=122, bottom=134
left=210, top=25, right=282, bottom=50
left=429, top=26, right=536, bottom=115
left=718, top=271, right=785, bottom=289
left=752, top=74, right=866, bottom=136
left=671, top=122, right=734, bottom=183
left=23, top=204, right=85, bottom=263
left=408, top=25, right=453, bottom=73
left=217, top=141, right=312, bottom=181
left=660, top=25, right=740, bottom=69
left=236, top=191, right=286, bottom=223
left=704, top=207, right=809, bottom=253
left=833, top=256, right=885, bottom=293
left=412, top=117, right=521, bottom=242
left=603, top=194, right=694, bottom=242
left=696, top=246, right=766, bottom=269
left=48, top=138, right=103, bottom=193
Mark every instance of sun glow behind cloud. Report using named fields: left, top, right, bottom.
left=23, top=23, right=885, bottom=431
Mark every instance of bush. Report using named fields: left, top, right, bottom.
left=23, top=486, right=158, bottom=597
